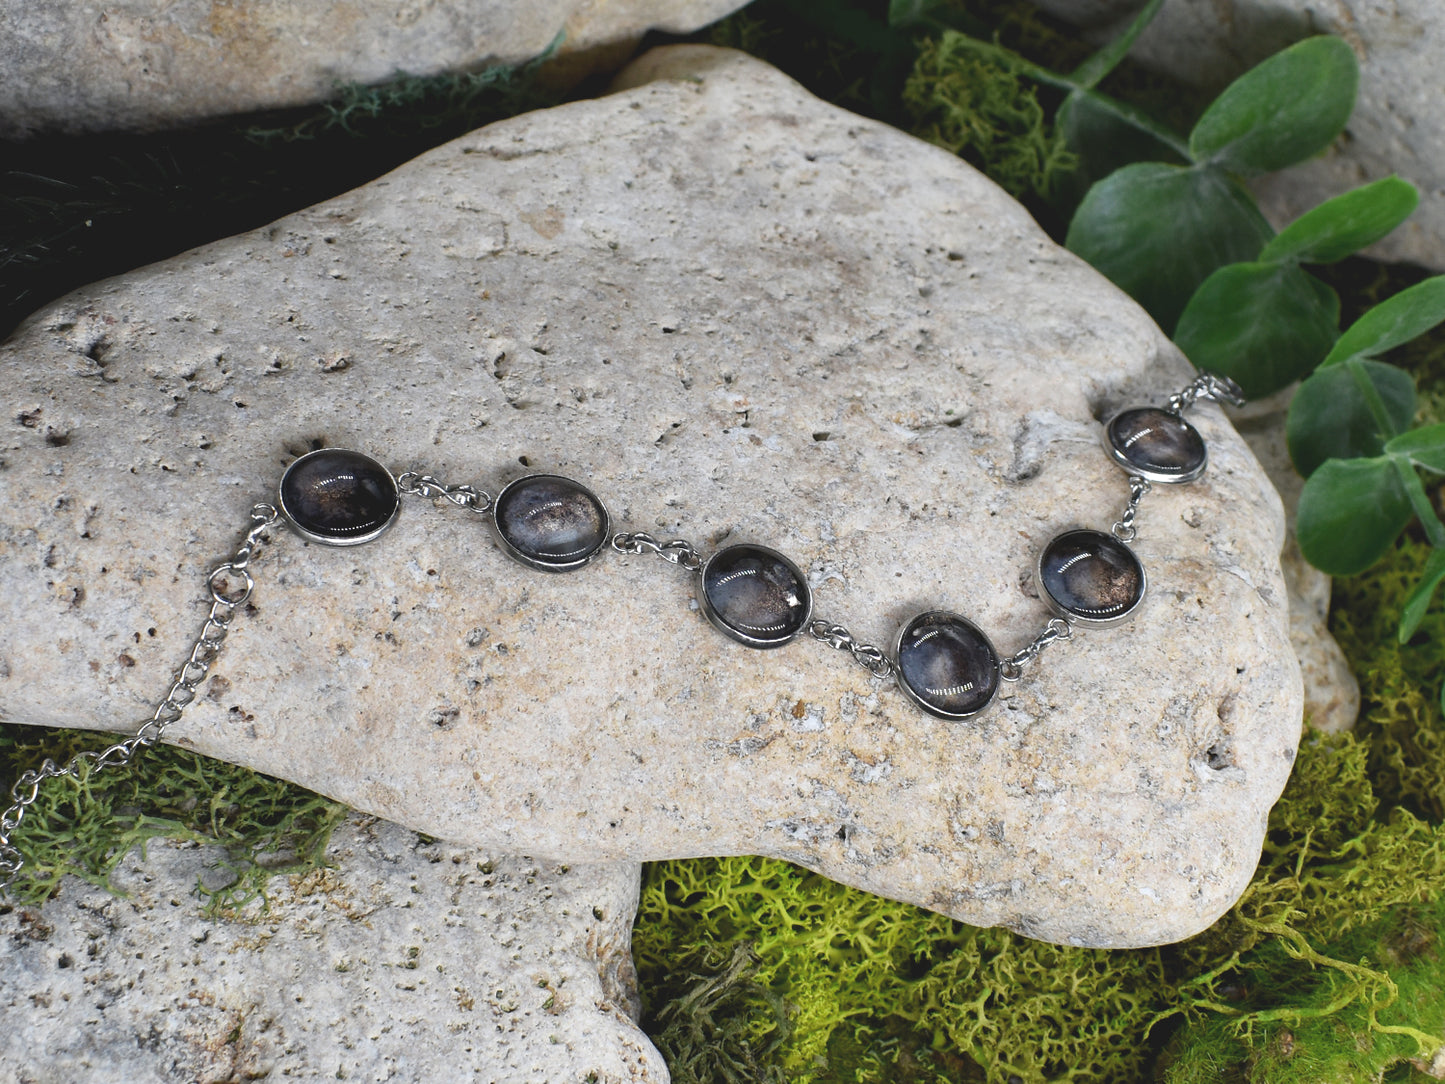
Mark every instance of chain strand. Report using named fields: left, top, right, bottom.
left=1112, top=475, right=1151, bottom=543
left=808, top=619, right=895, bottom=679
left=0, top=503, right=280, bottom=894
left=1168, top=371, right=1246, bottom=413
left=999, top=617, right=1073, bottom=682
left=611, top=531, right=704, bottom=573
left=395, top=471, right=492, bottom=514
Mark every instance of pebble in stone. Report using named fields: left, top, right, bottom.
left=895, top=611, right=1001, bottom=719
left=493, top=474, right=610, bottom=572
left=0, top=46, right=1303, bottom=949
left=1038, top=529, right=1146, bottom=627
left=0, top=820, right=665, bottom=1083
left=278, top=447, right=400, bottom=545
left=0, top=0, right=755, bottom=137
left=1106, top=407, right=1207, bottom=483
left=698, top=544, right=812, bottom=648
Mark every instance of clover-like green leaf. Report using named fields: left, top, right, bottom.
left=1399, top=546, right=1445, bottom=643
left=1321, top=275, right=1445, bottom=368
left=1297, top=456, right=1413, bottom=575
left=1188, top=36, right=1357, bottom=176
left=1286, top=359, right=1416, bottom=477
left=1257, top=176, right=1419, bottom=265
left=1065, top=162, right=1273, bottom=332
left=1068, top=0, right=1165, bottom=89
left=1054, top=91, right=1190, bottom=207
left=1384, top=422, right=1445, bottom=474
left=1173, top=261, right=1338, bottom=399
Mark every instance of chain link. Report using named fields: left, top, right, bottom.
left=396, top=471, right=492, bottom=514
left=1112, top=475, right=1152, bottom=543
left=0, top=503, right=280, bottom=894
left=999, top=617, right=1073, bottom=682
left=1167, top=371, right=1246, bottom=413
left=611, top=531, right=704, bottom=573
left=808, top=619, right=895, bottom=679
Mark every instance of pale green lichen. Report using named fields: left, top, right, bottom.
left=0, top=726, right=347, bottom=913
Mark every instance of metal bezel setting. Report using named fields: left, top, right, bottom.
left=697, top=544, right=813, bottom=649
left=1103, top=408, right=1207, bottom=485
left=1035, top=528, right=1147, bottom=629
left=893, top=610, right=1001, bottom=720
left=491, top=474, right=612, bottom=573
left=277, top=448, right=401, bottom=547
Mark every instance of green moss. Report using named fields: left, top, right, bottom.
left=903, top=30, right=1076, bottom=203
left=0, top=725, right=346, bottom=913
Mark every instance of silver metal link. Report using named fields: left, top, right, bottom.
left=1168, top=371, right=1246, bottom=413
left=808, top=619, right=895, bottom=679
left=999, top=617, right=1074, bottom=682
left=611, top=531, right=704, bottom=573
left=1112, top=475, right=1151, bottom=543
left=396, top=471, right=492, bottom=514
left=0, top=502, right=281, bottom=894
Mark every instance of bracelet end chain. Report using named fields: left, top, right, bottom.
left=0, top=502, right=273, bottom=897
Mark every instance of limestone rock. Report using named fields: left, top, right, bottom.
left=0, top=45, right=1303, bottom=949
left=1231, top=391, right=1360, bottom=734
left=0, top=820, right=662, bottom=1084
left=1033, top=0, right=1445, bottom=271
left=0, top=0, right=748, bottom=138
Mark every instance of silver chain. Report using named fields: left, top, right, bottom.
left=0, top=503, right=281, bottom=894
left=1112, top=475, right=1151, bottom=543
left=808, top=619, right=895, bottom=679
left=611, top=531, right=704, bottom=573
left=999, top=617, right=1073, bottom=682
left=1168, top=371, right=1246, bottom=413
left=395, top=471, right=492, bottom=514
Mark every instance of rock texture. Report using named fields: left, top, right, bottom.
left=0, top=0, right=749, bottom=138
left=0, top=45, right=1303, bottom=949
left=1232, top=391, right=1359, bottom=734
left=1033, top=0, right=1445, bottom=270
left=0, top=819, right=662, bottom=1084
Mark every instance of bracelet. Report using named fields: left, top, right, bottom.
left=0, top=370, right=1244, bottom=893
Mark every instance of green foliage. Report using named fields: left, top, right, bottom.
left=1067, top=37, right=1359, bottom=335
left=1257, top=176, right=1419, bottom=266
left=0, top=725, right=347, bottom=912
left=1173, top=261, right=1340, bottom=400
left=1185, top=37, right=1357, bottom=176
left=1067, top=162, right=1273, bottom=332
left=1286, top=279, right=1445, bottom=624
left=903, top=31, right=1076, bottom=202
left=1286, top=359, right=1417, bottom=478
left=1322, top=275, right=1445, bottom=370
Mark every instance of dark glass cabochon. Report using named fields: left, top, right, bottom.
left=699, top=544, right=811, bottom=648
left=895, top=611, right=1000, bottom=719
left=1106, top=407, right=1206, bottom=482
left=278, top=448, right=399, bottom=545
left=493, top=474, right=609, bottom=571
left=1038, top=529, right=1145, bottom=626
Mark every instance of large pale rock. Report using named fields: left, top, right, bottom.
left=0, top=46, right=1302, bottom=948
left=1033, top=0, right=1445, bottom=271
left=0, top=0, right=747, bottom=138
left=0, top=819, right=662, bottom=1084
